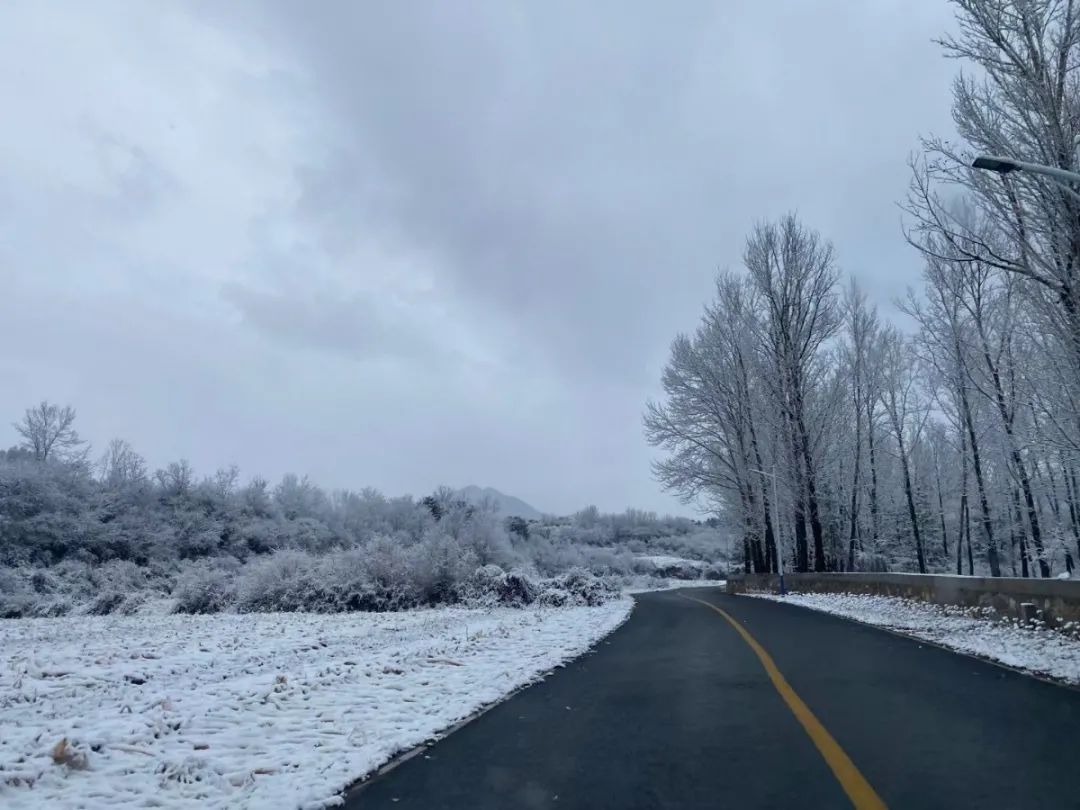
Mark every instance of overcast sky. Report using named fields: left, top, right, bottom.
left=0, top=1, right=959, bottom=516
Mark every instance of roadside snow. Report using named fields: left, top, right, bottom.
left=632, top=555, right=707, bottom=569
left=748, top=591, right=1080, bottom=685
left=0, top=600, right=632, bottom=809
left=624, top=578, right=726, bottom=595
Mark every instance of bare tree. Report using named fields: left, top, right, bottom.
left=908, top=1, right=1080, bottom=406
left=98, top=438, right=148, bottom=488
left=905, top=247, right=1003, bottom=575
left=14, top=401, right=88, bottom=463
left=842, top=281, right=878, bottom=569
left=745, top=215, right=840, bottom=571
left=645, top=274, right=771, bottom=572
left=878, top=327, right=930, bottom=573
left=155, top=460, right=195, bottom=498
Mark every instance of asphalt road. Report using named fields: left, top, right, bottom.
left=346, top=587, right=1080, bottom=809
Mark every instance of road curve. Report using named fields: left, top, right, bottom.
left=345, top=587, right=1080, bottom=809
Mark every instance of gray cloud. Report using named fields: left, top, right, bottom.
left=222, top=282, right=461, bottom=366
left=1, top=0, right=959, bottom=515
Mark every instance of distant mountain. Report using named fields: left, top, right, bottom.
left=456, top=486, right=544, bottom=520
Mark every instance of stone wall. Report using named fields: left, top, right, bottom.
left=726, top=572, right=1080, bottom=625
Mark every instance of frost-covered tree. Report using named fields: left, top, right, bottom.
left=744, top=215, right=840, bottom=572
left=15, top=401, right=87, bottom=463
left=98, top=439, right=147, bottom=489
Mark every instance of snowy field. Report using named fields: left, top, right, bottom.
left=0, top=600, right=632, bottom=809
left=748, top=591, right=1080, bottom=685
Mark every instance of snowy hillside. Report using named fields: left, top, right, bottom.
left=456, top=485, right=544, bottom=520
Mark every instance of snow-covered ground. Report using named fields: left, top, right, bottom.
left=624, top=578, right=725, bottom=594
left=632, top=555, right=707, bottom=570
left=748, top=591, right=1080, bottom=685
left=0, top=600, right=632, bottom=809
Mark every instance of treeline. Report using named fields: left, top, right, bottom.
left=646, top=0, right=1080, bottom=578
left=0, top=403, right=728, bottom=615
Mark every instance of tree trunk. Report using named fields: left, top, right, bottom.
left=747, top=418, right=778, bottom=574
left=966, top=498, right=975, bottom=575
left=935, top=456, right=949, bottom=559
left=1011, top=487, right=1029, bottom=578
left=978, top=333, right=1049, bottom=576
left=847, top=399, right=862, bottom=571
left=1065, top=463, right=1080, bottom=563
left=865, top=404, right=881, bottom=552
left=959, top=386, right=1000, bottom=575
left=893, top=416, right=927, bottom=573
left=1014, top=453, right=1049, bottom=577
left=738, top=477, right=766, bottom=574
left=963, top=432, right=972, bottom=578
left=794, top=500, right=809, bottom=573
left=957, top=494, right=968, bottom=574
left=792, top=384, right=827, bottom=572
left=783, top=406, right=810, bottom=573
left=804, top=445, right=828, bottom=572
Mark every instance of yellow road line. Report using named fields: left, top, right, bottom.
left=681, top=594, right=887, bottom=810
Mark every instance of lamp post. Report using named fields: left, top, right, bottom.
left=971, top=155, right=1080, bottom=204
left=749, top=467, right=784, bottom=596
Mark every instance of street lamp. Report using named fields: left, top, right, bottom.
left=748, top=467, right=785, bottom=596
left=972, top=155, right=1080, bottom=203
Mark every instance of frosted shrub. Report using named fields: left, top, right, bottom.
left=173, top=562, right=237, bottom=614
left=579, top=547, right=633, bottom=577
left=316, top=548, right=394, bottom=612
left=93, top=559, right=148, bottom=592
left=29, top=568, right=57, bottom=594
left=409, top=530, right=478, bottom=605
left=465, top=565, right=538, bottom=607
left=318, top=548, right=415, bottom=613
left=631, top=556, right=704, bottom=579
left=30, top=597, right=72, bottom=617
left=235, top=550, right=328, bottom=612
left=0, top=569, right=34, bottom=618
left=539, top=569, right=617, bottom=607
left=456, top=511, right=520, bottom=568
left=86, top=590, right=126, bottom=615
left=531, top=538, right=585, bottom=577
left=703, top=562, right=727, bottom=580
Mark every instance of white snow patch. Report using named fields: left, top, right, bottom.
left=748, top=591, right=1080, bottom=685
left=0, top=600, right=632, bottom=809
left=624, top=579, right=726, bottom=595
left=632, top=555, right=707, bottom=569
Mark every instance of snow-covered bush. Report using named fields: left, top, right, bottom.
left=234, top=550, right=322, bottom=612
left=320, top=547, right=412, bottom=612
left=232, top=539, right=480, bottom=614
left=560, top=568, right=619, bottom=605
left=86, top=590, right=126, bottom=615
left=30, top=596, right=72, bottom=617
left=1, top=440, right=728, bottom=616
left=173, top=562, right=238, bottom=614
left=703, top=562, right=727, bottom=580
left=538, top=569, right=618, bottom=607
left=410, top=530, right=478, bottom=605
left=0, top=569, right=34, bottom=618
left=465, top=565, right=538, bottom=607
left=631, top=555, right=706, bottom=579
left=530, top=537, right=586, bottom=577
left=579, top=546, right=634, bottom=577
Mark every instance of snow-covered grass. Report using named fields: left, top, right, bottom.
left=0, top=600, right=632, bottom=809
left=747, top=591, right=1080, bottom=685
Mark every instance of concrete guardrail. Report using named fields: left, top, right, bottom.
left=726, top=572, right=1080, bottom=626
